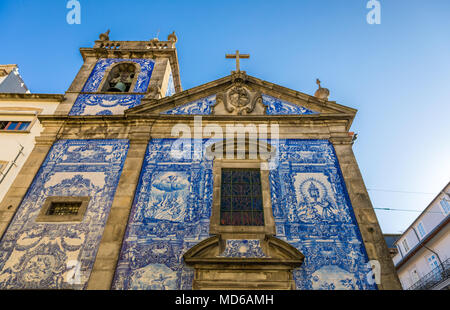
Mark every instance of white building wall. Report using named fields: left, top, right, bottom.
left=393, top=184, right=450, bottom=289
left=397, top=226, right=449, bottom=288
left=0, top=99, right=59, bottom=203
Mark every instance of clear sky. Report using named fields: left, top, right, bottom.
left=0, top=0, right=449, bottom=233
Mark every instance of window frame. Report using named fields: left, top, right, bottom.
left=427, top=254, right=440, bottom=272
left=0, top=121, right=31, bottom=132
left=402, top=239, right=410, bottom=253
left=417, top=222, right=426, bottom=239
left=35, top=196, right=90, bottom=223
left=210, top=159, right=276, bottom=236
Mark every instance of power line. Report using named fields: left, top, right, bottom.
left=367, top=188, right=438, bottom=195
left=373, top=207, right=446, bottom=214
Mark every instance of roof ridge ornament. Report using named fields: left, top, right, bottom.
left=226, top=50, right=250, bottom=73
left=314, top=78, right=330, bottom=101
left=167, top=31, right=178, bottom=43
left=231, top=70, right=248, bottom=84
left=99, top=29, right=110, bottom=41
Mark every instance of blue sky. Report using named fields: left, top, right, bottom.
left=0, top=0, right=449, bottom=233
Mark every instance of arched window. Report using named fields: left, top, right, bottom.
left=101, top=63, right=137, bottom=93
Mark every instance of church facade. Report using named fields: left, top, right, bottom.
left=0, top=32, right=401, bottom=290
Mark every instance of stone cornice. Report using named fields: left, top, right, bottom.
left=38, top=113, right=354, bottom=125
left=0, top=93, right=64, bottom=101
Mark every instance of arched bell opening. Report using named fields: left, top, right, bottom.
left=101, top=62, right=139, bottom=93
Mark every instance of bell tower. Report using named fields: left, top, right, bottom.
left=55, top=30, right=182, bottom=116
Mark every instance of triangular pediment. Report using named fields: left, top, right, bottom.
left=126, top=72, right=357, bottom=119
left=183, top=235, right=304, bottom=265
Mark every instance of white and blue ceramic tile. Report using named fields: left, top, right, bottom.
left=162, top=94, right=318, bottom=115
left=112, top=139, right=215, bottom=290
left=269, top=139, right=377, bottom=290
left=162, top=95, right=216, bottom=115
left=69, top=94, right=144, bottom=115
left=82, top=58, right=154, bottom=93
left=113, top=137, right=376, bottom=290
left=0, top=139, right=129, bottom=289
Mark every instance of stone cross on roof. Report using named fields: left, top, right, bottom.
left=226, top=50, right=250, bottom=72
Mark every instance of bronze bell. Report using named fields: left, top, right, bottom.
left=108, top=81, right=127, bottom=92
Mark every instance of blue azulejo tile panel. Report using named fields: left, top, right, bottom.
left=82, top=58, right=155, bottom=93
left=69, top=94, right=144, bottom=116
left=113, top=138, right=374, bottom=290
left=0, top=139, right=129, bottom=289
left=269, top=139, right=377, bottom=290
left=112, top=139, right=215, bottom=290
left=161, top=94, right=318, bottom=115
left=262, top=95, right=318, bottom=115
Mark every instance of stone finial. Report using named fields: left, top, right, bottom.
left=0, top=64, right=19, bottom=77
left=99, top=29, right=110, bottom=41
left=314, top=78, right=330, bottom=100
left=168, top=31, right=178, bottom=43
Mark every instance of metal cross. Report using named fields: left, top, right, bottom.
left=226, top=50, right=250, bottom=72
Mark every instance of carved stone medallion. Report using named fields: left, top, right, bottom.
left=213, top=82, right=266, bottom=116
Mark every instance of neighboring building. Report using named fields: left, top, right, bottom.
left=393, top=182, right=450, bottom=290
left=384, top=234, right=401, bottom=258
left=0, top=93, right=63, bottom=203
left=0, top=31, right=401, bottom=290
left=0, top=65, right=30, bottom=94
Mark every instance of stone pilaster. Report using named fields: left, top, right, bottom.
left=55, top=57, right=99, bottom=116
left=0, top=135, right=56, bottom=239
left=332, top=142, right=402, bottom=290
left=86, top=126, right=151, bottom=290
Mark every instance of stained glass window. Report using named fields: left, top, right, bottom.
left=220, top=168, right=264, bottom=226
left=46, top=201, right=82, bottom=216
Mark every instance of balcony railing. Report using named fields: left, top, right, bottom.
left=407, top=258, right=450, bottom=290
